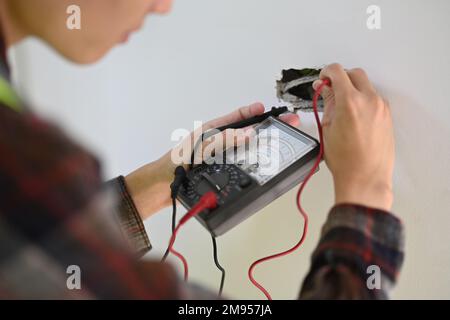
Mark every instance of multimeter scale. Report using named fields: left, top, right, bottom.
left=177, top=116, right=320, bottom=237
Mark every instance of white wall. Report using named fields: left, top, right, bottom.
left=11, top=0, right=450, bottom=299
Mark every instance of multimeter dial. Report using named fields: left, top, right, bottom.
left=182, top=163, right=252, bottom=205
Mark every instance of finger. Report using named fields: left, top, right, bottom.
left=200, top=127, right=255, bottom=161
left=320, top=63, right=356, bottom=97
left=313, top=80, right=335, bottom=127
left=206, top=102, right=265, bottom=129
left=153, top=0, right=173, bottom=14
left=224, top=128, right=255, bottom=147
left=237, top=102, right=265, bottom=120
left=279, top=113, right=300, bottom=127
left=197, top=102, right=263, bottom=161
left=197, top=112, right=299, bottom=163
left=321, top=102, right=335, bottom=128
left=188, top=102, right=264, bottom=164
left=347, top=68, right=376, bottom=93
left=313, top=79, right=334, bottom=101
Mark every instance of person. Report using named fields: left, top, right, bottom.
left=0, top=0, right=403, bottom=299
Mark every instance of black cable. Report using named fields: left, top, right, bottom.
left=170, top=197, right=177, bottom=233
left=211, top=234, right=225, bottom=297
left=162, top=166, right=186, bottom=262
left=161, top=198, right=177, bottom=262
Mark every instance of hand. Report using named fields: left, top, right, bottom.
left=125, top=102, right=300, bottom=220
left=313, top=64, right=394, bottom=211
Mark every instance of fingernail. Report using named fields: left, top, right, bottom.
left=312, top=80, right=322, bottom=90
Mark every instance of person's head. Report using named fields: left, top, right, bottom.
left=0, top=0, right=173, bottom=64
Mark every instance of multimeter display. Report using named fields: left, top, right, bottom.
left=178, top=116, right=320, bottom=236
left=227, top=119, right=316, bottom=185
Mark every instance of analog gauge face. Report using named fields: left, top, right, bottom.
left=226, top=119, right=316, bottom=185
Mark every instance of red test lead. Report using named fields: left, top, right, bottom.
left=248, top=79, right=331, bottom=300
left=166, top=191, right=218, bottom=281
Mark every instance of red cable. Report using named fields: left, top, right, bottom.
left=166, top=191, right=218, bottom=281
left=248, top=79, right=331, bottom=300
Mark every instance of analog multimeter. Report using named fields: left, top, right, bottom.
left=177, top=116, right=320, bottom=237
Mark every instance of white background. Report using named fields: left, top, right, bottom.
left=10, top=0, right=450, bottom=299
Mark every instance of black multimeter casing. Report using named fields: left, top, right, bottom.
left=177, top=117, right=320, bottom=237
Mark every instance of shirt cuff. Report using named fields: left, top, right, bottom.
left=106, top=176, right=152, bottom=256
left=314, top=204, right=404, bottom=284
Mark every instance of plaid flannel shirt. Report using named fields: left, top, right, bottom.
left=0, top=35, right=404, bottom=299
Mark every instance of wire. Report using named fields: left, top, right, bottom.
left=162, top=166, right=186, bottom=262
left=170, top=197, right=177, bottom=233
left=163, top=193, right=226, bottom=293
left=247, top=79, right=330, bottom=300
left=161, top=198, right=177, bottom=262
left=165, top=192, right=218, bottom=281
left=211, top=234, right=225, bottom=297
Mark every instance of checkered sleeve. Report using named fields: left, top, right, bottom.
left=106, top=176, right=152, bottom=257
left=299, top=204, right=404, bottom=299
